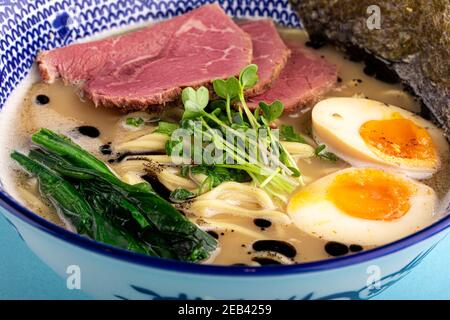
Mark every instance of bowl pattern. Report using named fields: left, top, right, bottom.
left=115, top=242, right=439, bottom=300
left=0, top=0, right=449, bottom=300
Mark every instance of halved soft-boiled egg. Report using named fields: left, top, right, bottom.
left=287, top=167, right=437, bottom=246
left=312, top=97, right=449, bottom=179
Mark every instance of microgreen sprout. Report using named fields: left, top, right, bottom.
left=166, top=65, right=309, bottom=201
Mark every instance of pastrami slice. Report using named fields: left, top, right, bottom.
left=239, top=19, right=290, bottom=97
left=247, top=42, right=338, bottom=112
left=37, top=4, right=253, bottom=111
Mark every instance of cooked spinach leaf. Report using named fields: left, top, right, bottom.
left=169, top=188, right=196, bottom=203
left=12, top=129, right=217, bottom=262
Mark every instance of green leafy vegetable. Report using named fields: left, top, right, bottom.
left=11, top=151, right=157, bottom=256
left=212, top=77, right=240, bottom=100
left=169, top=70, right=304, bottom=200
left=154, top=121, right=179, bottom=136
left=314, top=144, right=338, bottom=162
left=12, top=129, right=217, bottom=262
left=169, top=188, right=196, bottom=203
left=239, top=64, right=259, bottom=89
left=258, top=100, right=284, bottom=123
left=212, top=76, right=241, bottom=123
left=211, top=64, right=259, bottom=127
left=182, top=87, right=209, bottom=120
left=165, top=138, right=182, bottom=157
left=126, top=117, right=145, bottom=127
left=190, top=165, right=250, bottom=193
left=180, top=165, right=190, bottom=178
left=280, top=125, right=305, bottom=143
left=31, top=128, right=115, bottom=179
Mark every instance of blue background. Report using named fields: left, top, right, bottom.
left=0, top=214, right=448, bottom=300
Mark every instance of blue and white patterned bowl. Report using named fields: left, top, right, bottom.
left=1, top=0, right=449, bottom=300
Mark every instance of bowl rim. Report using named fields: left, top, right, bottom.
left=1, top=188, right=449, bottom=276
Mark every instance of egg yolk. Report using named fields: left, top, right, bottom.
left=359, top=117, right=436, bottom=161
left=327, top=169, right=413, bottom=221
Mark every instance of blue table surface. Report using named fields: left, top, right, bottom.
left=0, top=214, right=449, bottom=300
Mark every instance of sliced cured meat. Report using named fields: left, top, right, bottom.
left=247, top=42, right=338, bottom=112
left=239, top=20, right=290, bottom=97
left=37, top=4, right=253, bottom=110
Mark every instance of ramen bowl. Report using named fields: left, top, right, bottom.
left=0, top=0, right=449, bottom=300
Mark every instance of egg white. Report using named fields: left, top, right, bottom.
left=312, top=97, right=449, bottom=179
left=287, top=167, right=437, bottom=246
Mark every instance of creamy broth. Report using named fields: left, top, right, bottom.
left=1, top=28, right=448, bottom=266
